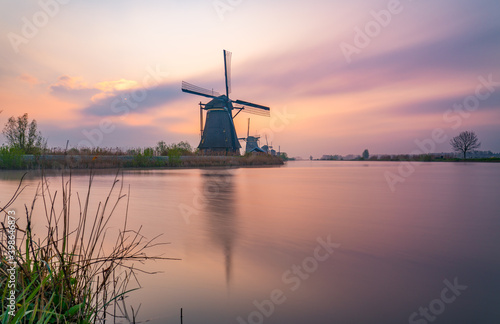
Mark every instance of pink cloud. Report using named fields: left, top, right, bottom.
left=18, top=73, right=41, bottom=85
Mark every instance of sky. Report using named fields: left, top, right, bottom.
left=0, top=0, right=499, bottom=158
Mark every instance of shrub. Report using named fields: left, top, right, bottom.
left=0, top=145, right=25, bottom=169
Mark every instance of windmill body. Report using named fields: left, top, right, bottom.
left=198, top=96, right=241, bottom=153
left=182, top=50, right=270, bottom=155
left=239, top=118, right=265, bottom=153
left=244, top=136, right=264, bottom=153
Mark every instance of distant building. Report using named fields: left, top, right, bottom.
left=432, top=151, right=500, bottom=159
left=343, top=154, right=360, bottom=161
left=320, top=155, right=341, bottom=160
left=467, top=150, right=500, bottom=158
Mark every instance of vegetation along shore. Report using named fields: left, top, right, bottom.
left=0, top=170, right=175, bottom=322
left=0, top=113, right=284, bottom=170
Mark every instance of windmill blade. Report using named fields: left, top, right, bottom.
left=233, top=99, right=270, bottom=111
left=240, top=106, right=270, bottom=117
left=224, top=50, right=232, bottom=97
left=182, top=81, right=220, bottom=99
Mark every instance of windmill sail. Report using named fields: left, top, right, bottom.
left=240, top=106, right=271, bottom=117
left=224, top=50, right=232, bottom=96
left=182, top=81, right=220, bottom=98
left=233, top=99, right=270, bottom=117
left=233, top=99, right=269, bottom=110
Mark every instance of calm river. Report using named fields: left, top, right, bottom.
left=1, top=161, right=499, bottom=323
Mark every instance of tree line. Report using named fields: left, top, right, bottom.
left=0, top=113, right=486, bottom=162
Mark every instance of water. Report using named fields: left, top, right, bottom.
left=1, top=161, right=499, bottom=323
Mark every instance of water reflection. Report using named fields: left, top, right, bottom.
left=3, top=163, right=500, bottom=323
left=200, top=170, right=239, bottom=288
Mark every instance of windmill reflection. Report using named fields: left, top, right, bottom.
left=201, top=170, right=239, bottom=287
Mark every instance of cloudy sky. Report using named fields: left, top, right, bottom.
left=1, top=0, right=499, bottom=157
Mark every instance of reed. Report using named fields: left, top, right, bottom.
left=0, top=170, right=176, bottom=323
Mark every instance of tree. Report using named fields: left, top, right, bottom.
left=175, top=141, right=192, bottom=152
left=155, top=140, right=193, bottom=156
left=279, top=152, right=289, bottom=160
left=362, top=149, right=369, bottom=160
left=155, top=140, right=168, bottom=156
left=450, top=130, right=481, bottom=159
left=2, top=113, right=46, bottom=154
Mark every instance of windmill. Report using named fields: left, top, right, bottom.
left=239, top=118, right=265, bottom=153
left=261, top=134, right=276, bottom=155
left=182, top=50, right=270, bottom=155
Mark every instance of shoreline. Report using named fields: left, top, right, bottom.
left=0, top=154, right=284, bottom=170
left=312, top=158, right=500, bottom=163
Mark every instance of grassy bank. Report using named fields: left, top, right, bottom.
left=0, top=152, right=284, bottom=170
left=324, top=155, right=500, bottom=163
left=434, top=157, right=500, bottom=162
left=0, top=171, right=174, bottom=323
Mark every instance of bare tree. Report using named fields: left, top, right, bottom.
left=450, top=131, right=481, bottom=159
left=2, top=113, right=46, bottom=154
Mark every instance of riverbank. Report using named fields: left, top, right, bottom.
left=317, top=156, right=500, bottom=163
left=0, top=154, right=284, bottom=170
left=432, top=157, right=500, bottom=162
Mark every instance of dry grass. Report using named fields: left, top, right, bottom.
left=0, top=170, right=177, bottom=323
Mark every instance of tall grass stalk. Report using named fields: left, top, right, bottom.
left=0, top=170, right=175, bottom=323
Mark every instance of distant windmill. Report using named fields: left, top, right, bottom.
left=182, top=50, right=270, bottom=155
left=239, top=118, right=265, bottom=153
left=262, top=134, right=276, bottom=156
